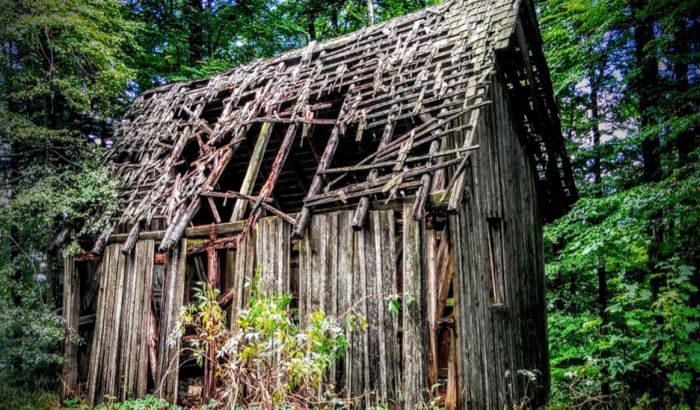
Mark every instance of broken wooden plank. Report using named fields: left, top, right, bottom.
left=206, top=197, right=221, bottom=224
left=321, top=145, right=479, bottom=175
left=293, top=95, right=352, bottom=237
left=121, top=220, right=143, bottom=254
left=412, top=140, right=441, bottom=220
left=236, top=122, right=299, bottom=244
left=158, top=200, right=201, bottom=252
left=352, top=121, right=395, bottom=229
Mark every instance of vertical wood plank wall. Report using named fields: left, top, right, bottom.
left=72, top=209, right=422, bottom=407
left=84, top=240, right=160, bottom=404
left=402, top=202, right=428, bottom=409
left=180, top=210, right=421, bottom=407
left=296, top=210, right=407, bottom=408
left=450, top=75, right=549, bottom=409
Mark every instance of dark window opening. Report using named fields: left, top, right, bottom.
left=487, top=217, right=505, bottom=306
left=75, top=260, right=99, bottom=383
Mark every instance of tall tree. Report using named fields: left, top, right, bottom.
left=539, top=0, right=700, bottom=406
left=0, top=0, right=136, bottom=388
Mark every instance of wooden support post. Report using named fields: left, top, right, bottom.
left=230, top=122, right=274, bottom=221
left=203, top=240, right=219, bottom=400
left=445, top=329, right=459, bottom=410
left=402, top=201, right=427, bottom=407
left=137, top=241, right=155, bottom=396
left=207, top=248, right=220, bottom=289
left=148, top=305, right=159, bottom=386
left=61, top=256, right=79, bottom=399
left=426, top=230, right=439, bottom=388
left=87, top=245, right=117, bottom=405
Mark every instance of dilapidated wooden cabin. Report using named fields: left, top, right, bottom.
left=61, top=0, right=576, bottom=407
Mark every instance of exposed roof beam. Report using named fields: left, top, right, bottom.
left=230, top=122, right=274, bottom=221
left=293, top=94, right=353, bottom=237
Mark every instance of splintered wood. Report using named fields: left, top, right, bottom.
left=97, top=0, right=536, bottom=249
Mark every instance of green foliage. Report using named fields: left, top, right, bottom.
left=386, top=294, right=401, bottom=316
left=125, top=0, right=434, bottom=87
left=58, top=394, right=179, bottom=410
left=544, top=141, right=700, bottom=408
left=0, top=384, right=61, bottom=410
left=0, top=304, right=65, bottom=389
left=0, top=0, right=138, bottom=119
left=173, top=275, right=349, bottom=408
left=0, top=0, right=135, bottom=390
left=539, top=0, right=700, bottom=407
left=94, top=395, right=179, bottom=410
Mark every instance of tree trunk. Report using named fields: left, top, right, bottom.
left=632, top=0, right=663, bottom=287
left=673, top=19, right=695, bottom=164
left=187, top=0, right=204, bottom=67
left=633, top=0, right=660, bottom=184
left=590, top=72, right=603, bottom=191
left=632, top=2, right=665, bottom=404
left=366, top=0, right=374, bottom=26
left=307, top=14, right=317, bottom=41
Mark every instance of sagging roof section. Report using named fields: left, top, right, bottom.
left=96, top=0, right=576, bottom=254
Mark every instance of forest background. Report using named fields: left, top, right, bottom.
left=0, top=0, right=698, bottom=408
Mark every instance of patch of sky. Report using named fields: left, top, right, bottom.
left=153, top=42, right=167, bottom=54
left=575, top=77, right=591, bottom=94
left=125, top=80, right=139, bottom=99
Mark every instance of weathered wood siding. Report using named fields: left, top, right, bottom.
left=223, top=210, right=417, bottom=408
left=85, top=241, right=159, bottom=404
left=155, top=239, right=187, bottom=402
left=450, top=75, right=549, bottom=409
left=297, top=210, right=407, bottom=407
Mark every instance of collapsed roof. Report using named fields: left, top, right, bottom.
left=97, top=0, right=577, bottom=253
